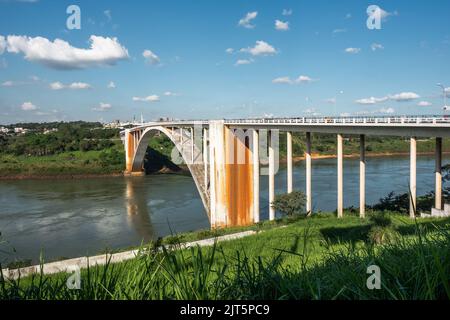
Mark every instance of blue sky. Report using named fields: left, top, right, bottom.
left=0, top=0, right=449, bottom=124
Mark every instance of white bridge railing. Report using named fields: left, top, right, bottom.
left=123, top=116, right=450, bottom=133
left=225, top=115, right=450, bottom=126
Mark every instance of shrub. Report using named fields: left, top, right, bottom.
left=271, top=191, right=306, bottom=216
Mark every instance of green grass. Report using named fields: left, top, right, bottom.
left=1, top=212, right=449, bottom=300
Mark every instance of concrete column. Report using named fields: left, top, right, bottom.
left=269, top=130, right=275, bottom=221
left=253, top=129, right=260, bottom=223
left=305, top=132, right=312, bottom=215
left=410, top=137, right=417, bottom=218
left=203, top=128, right=208, bottom=190
left=337, top=134, right=344, bottom=218
left=287, top=132, right=293, bottom=193
left=180, top=128, right=183, bottom=144
left=435, top=137, right=442, bottom=210
left=190, top=127, right=194, bottom=164
left=360, top=134, right=366, bottom=218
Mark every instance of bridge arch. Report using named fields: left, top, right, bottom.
left=128, top=126, right=210, bottom=217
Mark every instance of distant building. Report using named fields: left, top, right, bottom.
left=0, top=127, right=9, bottom=134
left=14, top=127, right=28, bottom=134
left=43, top=128, right=58, bottom=135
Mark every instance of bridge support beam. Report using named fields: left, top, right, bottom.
left=306, top=132, right=312, bottom=215
left=435, top=137, right=442, bottom=210
left=253, top=129, right=260, bottom=223
left=410, top=137, right=417, bottom=218
left=287, top=132, right=293, bottom=193
left=360, top=134, right=366, bottom=218
left=337, top=134, right=344, bottom=218
left=269, top=130, right=276, bottom=221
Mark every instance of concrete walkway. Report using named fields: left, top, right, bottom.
left=1, top=230, right=257, bottom=280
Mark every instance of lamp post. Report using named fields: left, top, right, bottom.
left=437, top=83, right=449, bottom=114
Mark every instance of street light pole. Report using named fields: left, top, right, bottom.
left=437, top=83, right=448, bottom=113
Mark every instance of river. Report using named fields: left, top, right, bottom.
left=0, top=155, right=448, bottom=264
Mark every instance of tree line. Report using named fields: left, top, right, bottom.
left=0, top=122, right=120, bottom=156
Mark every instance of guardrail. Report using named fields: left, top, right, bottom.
left=225, top=115, right=450, bottom=125
left=121, top=116, right=450, bottom=133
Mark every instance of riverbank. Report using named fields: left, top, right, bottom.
left=2, top=212, right=449, bottom=300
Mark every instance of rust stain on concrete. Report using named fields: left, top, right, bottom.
left=126, top=132, right=135, bottom=173
left=224, top=127, right=254, bottom=227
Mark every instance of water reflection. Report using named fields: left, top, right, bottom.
left=125, top=178, right=154, bottom=243
left=0, top=155, right=447, bottom=263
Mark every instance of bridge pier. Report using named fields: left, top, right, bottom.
left=410, top=137, right=417, bottom=217
left=269, top=130, right=276, bottom=221
left=305, top=132, right=312, bottom=215
left=287, top=132, right=293, bottom=193
left=435, top=137, right=442, bottom=210
left=203, top=128, right=208, bottom=190
left=209, top=121, right=255, bottom=228
left=337, top=134, right=344, bottom=218
left=360, top=134, right=366, bottom=218
left=253, top=129, right=260, bottom=223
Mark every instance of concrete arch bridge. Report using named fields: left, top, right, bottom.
left=121, top=116, right=450, bottom=229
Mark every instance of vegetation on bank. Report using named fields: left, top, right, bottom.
left=1, top=212, right=449, bottom=300
left=1, top=121, right=449, bottom=178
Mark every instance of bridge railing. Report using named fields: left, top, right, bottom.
left=224, top=115, right=450, bottom=125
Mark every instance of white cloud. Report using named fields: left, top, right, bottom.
left=163, top=91, right=179, bottom=96
left=356, top=107, right=395, bottom=115
left=355, top=96, right=389, bottom=104
left=49, top=81, right=91, bottom=90
left=388, top=92, right=420, bottom=101
left=1, top=80, right=14, bottom=87
left=132, top=95, right=160, bottom=102
left=225, top=48, right=234, bottom=54
left=325, top=97, right=336, bottom=104
left=3, top=35, right=129, bottom=69
left=296, top=75, right=313, bottom=83
left=93, top=102, right=112, bottom=111
left=107, top=81, right=116, bottom=89
left=356, top=92, right=420, bottom=105
left=417, top=101, right=432, bottom=106
left=303, top=108, right=321, bottom=116
left=371, top=43, right=384, bottom=51
left=21, top=101, right=37, bottom=111
left=275, top=20, right=289, bottom=31
left=272, top=76, right=292, bottom=84
left=272, top=75, right=316, bottom=85
left=0, top=35, right=5, bottom=54
left=238, top=11, right=258, bottom=29
left=345, top=13, right=352, bottom=19
left=379, top=107, right=395, bottom=114
left=142, top=49, right=160, bottom=65
left=332, top=29, right=347, bottom=34
left=345, top=47, right=361, bottom=54
left=241, top=40, right=277, bottom=56
left=104, top=10, right=112, bottom=21
left=282, top=9, right=293, bottom=16
left=235, top=59, right=253, bottom=66
left=69, top=82, right=91, bottom=89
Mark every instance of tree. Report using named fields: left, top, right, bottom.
left=271, top=191, right=306, bottom=216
